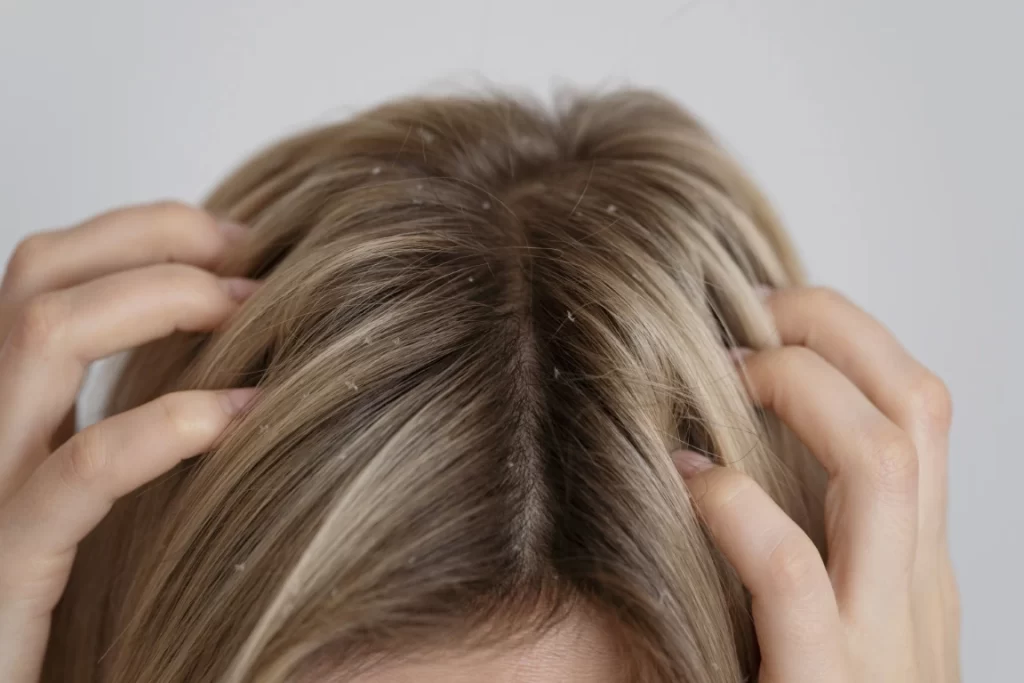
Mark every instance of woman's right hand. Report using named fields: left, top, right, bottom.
left=675, top=287, right=961, bottom=682
left=0, top=202, right=259, bottom=682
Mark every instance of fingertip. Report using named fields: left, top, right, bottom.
left=219, top=387, right=259, bottom=416
left=671, top=449, right=714, bottom=478
left=219, top=277, right=261, bottom=303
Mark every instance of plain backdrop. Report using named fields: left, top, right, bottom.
left=1, top=1, right=1020, bottom=679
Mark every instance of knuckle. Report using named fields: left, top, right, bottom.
left=8, top=293, right=66, bottom=353
left=59, top=429, right=108, bottom=489
left=948, top=581, right=962, bottom=625
left=3, top=234, right=49, bottom=289
left=938, top=560, right=961, bottom=625
left=908, top=371, right=953, bottom=431
left=767, top=533, right=823, bottom=598
left=772, top=345, right=819, bottom=374
left=156, top=392, right=203, bottom=438
left=148, top=200, right=218, bottom=233
left=865, top=428, right=920, bottom=494
left=756, top=346, right=821, bottom=410
left=149, top=199, right=206, bottom=222
left=804, top=286, right=848, bottom=311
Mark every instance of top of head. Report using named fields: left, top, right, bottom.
left=48, top=89, right=822, bottom=683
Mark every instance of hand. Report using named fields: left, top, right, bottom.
left=0, top=202, right=260, bottom=682
left=675, top=287, right=960, bottom=683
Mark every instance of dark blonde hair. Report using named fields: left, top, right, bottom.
left=46, top=88, right=826, bottom=682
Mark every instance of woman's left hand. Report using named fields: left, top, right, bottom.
left=675, top=287, right=960, bottom=683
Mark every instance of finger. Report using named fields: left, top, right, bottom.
left=0, top=388, right=255, bottom=683
left=0, top=388, right=256, bottom=568
left=0, top=201, right=246, bottom=332
left=674, top=453, right=844, bottom=683
left=765, top=287, right=952, bottom=440
left=0, top=265, right=258, bottom=499
left=737, top=346, right=919, bottom=605
left=764, top=287, right=951, bottom=544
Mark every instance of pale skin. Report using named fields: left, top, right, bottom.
left=0, top=202, right=960, bottom=682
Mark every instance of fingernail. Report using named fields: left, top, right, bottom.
left=754, top=284, right=773, bottom=300
left=220, top=387, right=259, bottom=415
left=672, top=449, right=714, bottom=478
left=728, top=346, right=753, bottom=363
left=220, top=277, right=261, bottom=302
left=218, top=220, right=248, bottom=241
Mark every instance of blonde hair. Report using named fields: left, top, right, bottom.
left=45, top=88, right=826, bottom=682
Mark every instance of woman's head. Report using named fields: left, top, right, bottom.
left=47, top=89, right=826, bottom=682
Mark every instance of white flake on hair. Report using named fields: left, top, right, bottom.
left=371, top=166, right=381, bottom=175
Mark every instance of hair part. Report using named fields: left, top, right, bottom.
left=46, top=88, right=826, bottom=683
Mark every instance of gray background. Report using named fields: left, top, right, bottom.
left=1, top=1, right=1019, bottom=679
